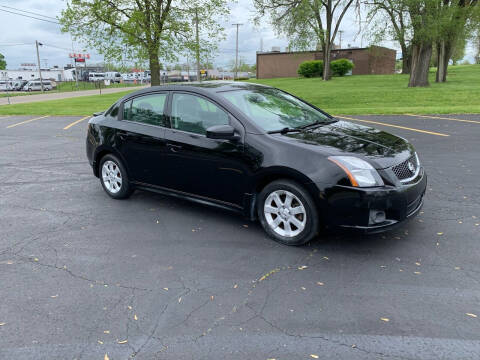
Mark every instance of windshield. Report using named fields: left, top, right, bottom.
left=219, top=88, right=332, bottom=132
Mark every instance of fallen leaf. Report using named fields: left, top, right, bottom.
left=98, top=340, right=103, bottom=344
left=34, top=258, right=39, bottom=262
left=466, top=313, right=477, bottom=318
left=6, top=260, right=13, bottom=265
left=127, top=306, right=132, bottom=310
left=163, top=287, right=169, bottom=291
left=454, top=266, right=461, bottom=270
left=414, top=271, right=421, bottom=275
left=415, top=262, right=421, bottom=266
left=317, top=282, right=324, bottom=286
left=104, top=330, right=110, bottom=334
left=437, top=232, right=444, bottom=236
left=310, top=355, right=319, bottom=359
left=210, top=296, right=214, bottom=300
left=243, top=224, right=249, bottom=228
left=134, top=314, right=138, bottom=320
left=380, top=317, right=390, bottom=322
left=0, top=323, right=5, bottom=326
left=104, top=354, right=110, bottom=360
left=178, top=297, right=182, bottom=303
left=298, top=265, right=308, bottom=270
left=323, top=256, right=329, bottom=260
left=50, top=295, right=58, bottom=298
left=233, top=284, right=238, bottom=289
left=351, top=344, right=357, bottom=348
left=301, top=287, right=306, bottom=290
left=117, top=339, right=128, bottom=344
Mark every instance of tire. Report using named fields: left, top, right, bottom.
left=99, top=154, right=133, bottom=199
left=257, top=180, right=319, bottom=246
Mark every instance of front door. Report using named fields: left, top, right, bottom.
left=162, top=92, right=247, bottom=207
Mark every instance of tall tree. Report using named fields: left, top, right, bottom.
left=435, top=0, right=479, bottom=83
left=60, top=0, right=227, bottom=86
left=365, top=0, right=412, bottom=74
left=0, top=53, right=6, bottom=70
left=254, top=0, right=359, bottom=80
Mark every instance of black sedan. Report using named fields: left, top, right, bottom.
left=86, top=82, right=426, bottom=245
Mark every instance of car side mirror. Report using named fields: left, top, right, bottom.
left=206, top=125, right=239, bottom=141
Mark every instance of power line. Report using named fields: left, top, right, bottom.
left=0, top=8, right=60, bottom=24
left=0, top=5, right=58, bottom=20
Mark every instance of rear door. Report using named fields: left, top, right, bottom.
left=115, top=92, right=169, bottom=185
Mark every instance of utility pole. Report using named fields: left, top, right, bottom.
left=339, top=30, right=344, bottom=49
left=195, top=8, right=201, bottom=82
left=71, top=37, right=79, bottom=87
left=35, top=40, right=44, bottom=92
left=232, top=23, right=242, bottom=80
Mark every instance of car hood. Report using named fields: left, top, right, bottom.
left=278, top=120, right=414, bottom=169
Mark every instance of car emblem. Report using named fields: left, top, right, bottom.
left=408, top=161, right=415, bottom=172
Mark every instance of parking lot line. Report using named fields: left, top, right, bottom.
left=405, top=114, right=480, bottom=124
left=64, top=116, right=91, bottom=130
left=6, top=115, right=50, bottom=129
left=335, top=115, right=450, bottom=137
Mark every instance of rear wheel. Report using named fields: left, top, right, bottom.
left=257, top=180, right=319, bottom=246
left=99, top=154, right=133, bottom=199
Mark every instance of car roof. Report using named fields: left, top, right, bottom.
left=120, top=81, right=269, bottom=100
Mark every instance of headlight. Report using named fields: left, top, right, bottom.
left=328, top=156, right=384, bottom=187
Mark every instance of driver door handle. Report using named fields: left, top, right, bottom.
left=168, top=144, right=183, bottom=152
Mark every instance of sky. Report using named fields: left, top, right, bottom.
left=0, top=0, right=475, bottom=70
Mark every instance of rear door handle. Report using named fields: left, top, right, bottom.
left=117, top=131, right=129, bottom=140
left=167, top=144, right=183, bottom=152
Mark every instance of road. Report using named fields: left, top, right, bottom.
left=0, top=113, right=479, bottom=359
left=0, top=86, right=147, bottom=106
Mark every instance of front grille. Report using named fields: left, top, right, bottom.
left=392, top=154, right=419, bottom=181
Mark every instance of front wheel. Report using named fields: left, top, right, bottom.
left=99, top=154, right=133, bottom=199
left=257, top=180, right=319, bottom=246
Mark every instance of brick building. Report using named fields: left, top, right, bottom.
left=256, top=46, right=396, bottom=79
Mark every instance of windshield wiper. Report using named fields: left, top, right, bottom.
left=267, top=127, right=301, bottom=135
left=296, top=119, right=337, bottom=130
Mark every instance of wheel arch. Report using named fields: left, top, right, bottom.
left=93, top=146, right=129, bottom=178
left=246, top=167, right=322, bottom=220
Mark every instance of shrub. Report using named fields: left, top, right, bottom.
left=297, top=60, right=324, bottom=78
left=330, top=59, right=354, bottom=77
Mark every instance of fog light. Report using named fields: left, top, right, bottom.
left=369, top=210, right=386, bottom=225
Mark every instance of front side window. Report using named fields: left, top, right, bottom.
left=123, top=93, right=168, bottom=127
left=171, top=93, right=229, bottom=135
left=219, top=88, right=332, bottom=132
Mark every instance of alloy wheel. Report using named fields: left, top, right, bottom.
left=264, top=190, right=307, bottom=237
left=101, top=160, right=122, bottom=194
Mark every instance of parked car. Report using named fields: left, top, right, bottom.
left=12, top=80, right=28, bottom=91
left=105, top=72, right=122, bottom=83
left=88, top=72, right=106, bottom=82
left=23, top=80, right=53, bottom=91
left=86, top=82, right=426, bottom=245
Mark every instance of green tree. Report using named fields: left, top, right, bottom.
left=254, top=0, right=359, bottom=81
left=60, top=0, right=227, bottom=86
left=365, top=0, right=412, bottom=74
left=0, top=53, right=6, bottom=70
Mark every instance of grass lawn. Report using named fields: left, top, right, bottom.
left=250, top=64, right=480, bottom=115
left=0, top=81, right=143, bottom=98
left=0, top=65, right=478, bottom=116
left=0, top=91, right=134, bottom=116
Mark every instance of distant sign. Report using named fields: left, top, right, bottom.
left=75, top=58, right=85, bottom=63
left=69, top=53, right=90, bottom=60
left=21, top=63, right=36, bottom=67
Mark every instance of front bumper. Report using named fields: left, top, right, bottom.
left=321, top=169, right=427, bottom=233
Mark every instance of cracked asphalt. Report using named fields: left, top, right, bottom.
left=0, top=114, right=479, bottom=360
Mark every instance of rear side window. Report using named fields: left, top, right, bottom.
left=123, top=93, right=168, bottom=127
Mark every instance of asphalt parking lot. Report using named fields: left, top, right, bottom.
left=1, top=113, right=479, bottom=360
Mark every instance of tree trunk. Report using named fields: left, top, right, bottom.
left=408, top=42, right=433, bottom=87
left=323, top=43, right=332, bottom=81
left=436, top=41, right=446, bottom=83
left=149, top=50, right=160, bottom=86
left=401, top=44, right=411, bottom=74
